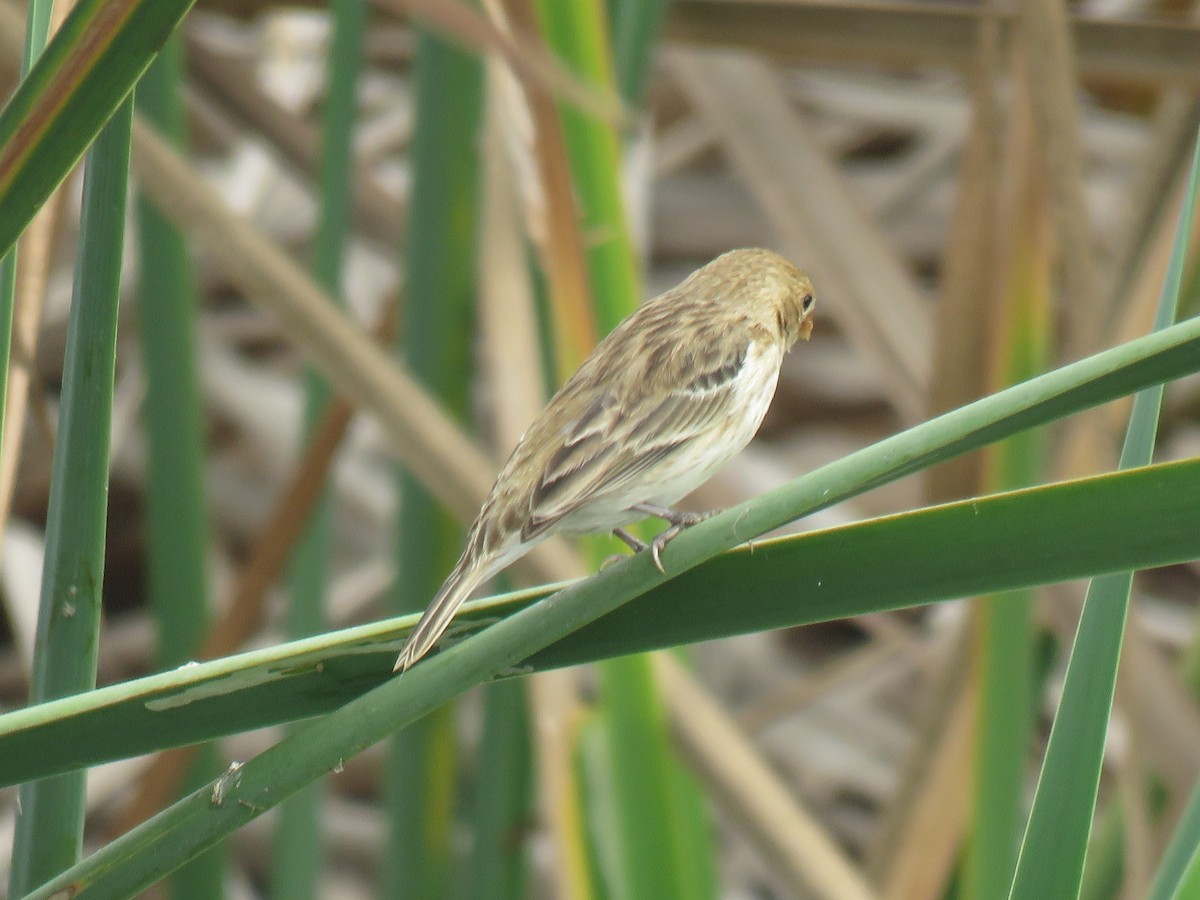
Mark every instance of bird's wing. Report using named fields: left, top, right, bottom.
left=521, top=340, right=751, bottom=540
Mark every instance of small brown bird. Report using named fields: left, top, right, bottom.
left=394, top=248, right=815, bottom=671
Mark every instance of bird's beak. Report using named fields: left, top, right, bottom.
left=799, top=317, right=814, bottom=341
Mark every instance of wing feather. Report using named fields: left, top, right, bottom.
left=521, top=339, right=754, bottom=539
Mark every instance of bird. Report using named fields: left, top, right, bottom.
left=394, top=248, right=815, bottom=672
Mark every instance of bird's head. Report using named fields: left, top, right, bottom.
left=703, top=248, right=815, bottom=349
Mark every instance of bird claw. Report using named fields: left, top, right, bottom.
left=649, top=523, right=688, bottom=574
left=650, top=535, right=668, bottom=575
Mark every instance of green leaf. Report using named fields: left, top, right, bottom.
left=379, top=26, right=484, bottom=900
left=1, top=453, right=1198, bottom=791
left=966, top=158, right=1053, bottom=900
left=0, top=0, right=56, bottom=453
left=468, top=679, right=533, bottom=900
left=8, top=97, right=133, bottom=897
left=1008, top=131, right=1200, bottom=900
left=136, top=35, right=226, bottom=900
left=12, top=295, right=1200, bottom=895
left=135, top=28, right=209, bottom=677
left=609, top=0, right=671, bottom=104
left=0, top=0, right=195, bottom=258
left=596, top=654, right=701, bottom=900
left=1147, top=778, right=1200, bottom=900
left=22, top=452, right=1200, bottom=899
left=6, top=308, right=1200, bottom=784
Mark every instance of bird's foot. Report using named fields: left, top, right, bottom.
left=632, top=502, right=718, bottom=529
left=629, top=504, right=721, bottom=574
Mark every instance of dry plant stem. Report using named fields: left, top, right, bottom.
left=881, top=677, right=974, bottom=900
left=854, top=612, right=918, bottom=657
left=1138, top=636, right=1200, bottom=770
left=663, top=0, right=1200, bottom=87
left=478, top=83, right=590, bottom=900
left=877, top=31, right=1031, bottom=892
left=870, top=621, right=974, bottom=898
left=123, top=99, right=568, bottom=586
left=736, top=640, right=898, bottom=734
left=1105, top=95, right=1200, bottom=325
left=1014, top=0, right=1099, bottom=360
left=477, top=83, right=545, bottom=463
left=130, top=117, right=497, bottom=525
left=653, top=114, right=718, bottom=178
left=1115, top=671, right=1154, bottom=900
left=0, top=0, right=74, bottom=671
left=0, top=196, right=59, bottom=556
left=982, top=46, right=1047, bottom=386
left=925, top=2, right=1001, bottom=503
left=654, top=655, right=878, bottom=900
left=1059, top=163, right=1198, bottom=480
left=195, top=0, right=1200, bottom=82
left=525, top=668, right=587, bottom=896
left=665, top=48, right=931, bottom=425
left=492, top=0, right=598, bottom=364
left=374, top=0, right=629, bottom=127
left=186, top=38, right=404, bottom=249
left=1118, top=622, right=1200, bottom=792
left=870, top=17, right=1000, bottom=886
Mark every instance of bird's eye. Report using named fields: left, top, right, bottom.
left=801, top=293, right=814, bottom=313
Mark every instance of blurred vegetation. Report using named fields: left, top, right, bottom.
left=0, top=1, right=1199, bottom=898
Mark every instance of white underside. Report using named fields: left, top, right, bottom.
left=554, top=339, right=783, bottom=535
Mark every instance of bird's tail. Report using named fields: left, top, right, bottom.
left=393, top=554, right=488, bottom=672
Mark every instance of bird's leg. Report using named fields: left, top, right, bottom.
left=602, top=527, right=649, bottom=570
left=611, top=527, right=649, bottom=553
left=630, top=503, right=720, bottom=574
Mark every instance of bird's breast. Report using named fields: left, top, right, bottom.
left=639, top=340, right=783, bottom=507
